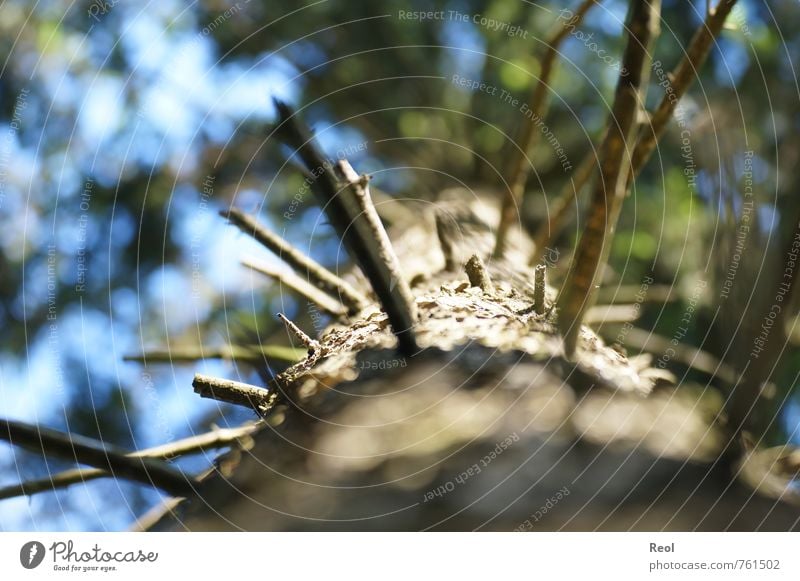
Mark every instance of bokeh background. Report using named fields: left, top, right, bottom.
left=0, top=0, right=798, bottom=530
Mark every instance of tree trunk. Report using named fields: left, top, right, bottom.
left=137, top=197, right=800, bottom=532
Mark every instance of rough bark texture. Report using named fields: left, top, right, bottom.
left=136, top=196, right=800, bottom=532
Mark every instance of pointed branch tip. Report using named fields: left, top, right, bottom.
left=277, top=313, right=321, bottom=354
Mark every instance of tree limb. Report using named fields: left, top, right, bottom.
left=337, top=159, right=419, bottom=326
left=599, top=324, right=737, bottom=384
left=630, top=0, right=739, bottom=175
left=0, top=419, right=195, bottom=497
left=0, top=423, right=258, bottom=500
left=495, top=0, right=599, bottom=258
left=557, top=0, right=661, bottom=357
left=530, top=0, right=738, bottom=262
left=124, top=344, right=304, bottom=365
left=529, top=151, right=596, bottom=265
left=273, top=99, right=419, bottom=355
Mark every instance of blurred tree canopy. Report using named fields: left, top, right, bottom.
left=1, top=0, right=799, bottom=530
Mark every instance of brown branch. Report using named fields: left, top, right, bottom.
left=242, top=257, right=348, bottom=318
left=273, top=100, right=418, bottom=355
left=494, top=0, right=599, bottom=258
left=192, top=373, right=275, bottom=414
left=557, top=0, right=661, bottom=358
left=337, top=159, right=419, bottom=326
left=630, top=0, right=739, bottom=176
left=0, top=419, right=194, bottom=497
left=464, top=254, right=494, bottom=293
left=0, top=424, right=258, bottom=500
left=529, top=151, right=596, bottom=265
left=530, top=0, right=739, bottom=262
left=277, top=312, right=321, bottom=354
left=220, top=208, right=369, bottom=314
left=124, top=344, right=304, bottom=365
left=599, top=325, right=737, bottom=384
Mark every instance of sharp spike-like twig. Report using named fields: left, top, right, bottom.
left=0, top=419, right=195, bottom=497
left=273, top=100, right=418, bottom=355
left=220, top=208, right=368, bottom=314
left=534, top=264, right=546, bottom=315
left=124, top=344, right=304, bottom=365
left=464, top=254, right=494, bottom=294
left=192, top=373, right=275, bottom=414
left=494, top=0, right=599, bottom=258
left=557, top=0, right=661, bottom=358
left=0, top=423, right=259, bottom=500
left=242, top=257, right=348, bottom=318
left=277, top=312, right=321, bottom=355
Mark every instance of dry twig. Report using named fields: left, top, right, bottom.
left=0, top=419, right=194, bottom=497
left=277, top=312, right=321, bottom=354
left=243, top=257, right=348, bottom=318
left=124, top=344, right=304, bottom=365
left=221, top=207, right=368, bottom=314
left=273, top=100, right=419, bottom=355
left=530, top=0, right=739, bottom=262
left=192, top=373, right=275, bottom=414
left=494, top=0, right=599, bottom=258
left=0, top=424, right=258, bottom=500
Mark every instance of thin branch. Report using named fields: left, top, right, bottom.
left=277, top=312, right=321, bottom=354
left=529, top=151, right=596, bottom=265
left=630, top=0, right=739, bottom=179
left=124, top=344, right=304, bottom=365
left=595, top=284, right=676, bottom=305
left=273, top=100, right=418, bottom=355
left=220, top=207, right=369, bottom=314
left=192, top=373, right=275, bottom=414
left=494, top=0, right=599, bottom=258
left=585, top=303, right=642, bottom=325
left=557, top=0, right=661, bottom=357
left=0, top=424, right=259, bottom=500
left=530, top=0, right=739, bottom=262
left=464, top=254, right=494, bottom=293
left=242, top=257, right=348, bottom=318
left=0, top=419, right=194, bottom=497
left=337, top=159, right=419, bottom=326
left=599, top=325, right=737, bottom=384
